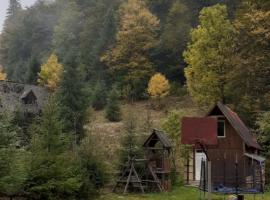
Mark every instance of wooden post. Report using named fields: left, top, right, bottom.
left=187, top=157, right=190, bottom=184
left=207, top=161, right=212, bottom=200
left=235, top=154, right=239, bottom=197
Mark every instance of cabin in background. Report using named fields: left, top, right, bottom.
left=183, top=102, right=265, bottom=190
left=0, top=80, right=49, bottom=116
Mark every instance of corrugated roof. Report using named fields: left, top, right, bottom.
left=143, top=129, right=172, bottom=149
left=207, top=102, right=262, bottom=150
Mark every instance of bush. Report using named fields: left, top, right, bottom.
left=105, top=87, right=121, bottom=122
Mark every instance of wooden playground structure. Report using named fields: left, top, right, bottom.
left=113, top=129, right=172, bottom=194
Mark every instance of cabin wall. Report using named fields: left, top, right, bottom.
left=208, top=119, right=246, bottom=186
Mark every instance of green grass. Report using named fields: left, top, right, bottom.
left=99, top=187, right=269, bottom=200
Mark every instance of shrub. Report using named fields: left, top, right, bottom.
left=92, top=81, right=107, bottom=111
left=105, top=87, right=121, bottom=122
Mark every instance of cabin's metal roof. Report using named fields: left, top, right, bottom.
left=143, top=129, right=172, bottom=149
left=207, top=102, right=262, bottom=150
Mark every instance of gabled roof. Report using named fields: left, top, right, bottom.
left=207, top=102, right=262, bottom=150
left=20, top=89, right=37, bottom=100
left=143, top=129, right=172, bottom=149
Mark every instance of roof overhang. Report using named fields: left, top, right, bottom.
left=244, top=153, right=265, bottom=163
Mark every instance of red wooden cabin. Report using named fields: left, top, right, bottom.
left=182, top=102, right=265, bottom=190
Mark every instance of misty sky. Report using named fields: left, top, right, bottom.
left=0, top=0, right=37, bottom=32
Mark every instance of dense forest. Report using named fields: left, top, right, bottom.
left=0, top=0, right=269, bottom=199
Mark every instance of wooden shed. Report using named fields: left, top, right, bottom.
left=183, top=102, right=265, bottom=191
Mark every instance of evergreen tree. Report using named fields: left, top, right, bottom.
left=105, top=87, right=121, bottom=122
left=77, top=132, right=106, bottom=198
left=26, top=56, right=40, bottom=84
left=7, top=0, right=22, bottom=18
left=0, top=113, right=28, bottom=198
left=92, top=81, right=107, bottom=111
left=79, top=0, right=120, bottom=81
left=102, top=0, right=160, bottom=100
left=57, top=53, right=89, bottom=142
left=156, top=0, right=193, bottom=82
left=119, top=113, right=138, bottom=165
left=27, top=99, right=81, bottom=199
left=53, top=0, right=81, bottom=61
left=184, top=4, right=235, bottom=107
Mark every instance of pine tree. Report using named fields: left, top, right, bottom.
left=27, top=99, right=81, bottom=199
left=57, top=53, right=89, bottom=142
left=105, top=87, right=121, bottom=122
left=92, top=81, right=107, bottom=111
left=7, top=0, right=22, bottom=18
left=79, top=0, right=120, bottom=81
left=119, top=113, right=138, bottom=165
left=26, top=56, right=40, bottom=84
left=77, top=132, right=106, bottom=198
left=0, top=113, right=28, bottom=198
left=53, top=0, right=81, bottom=61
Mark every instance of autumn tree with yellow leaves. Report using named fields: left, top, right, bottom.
left=38, top=54, right=63, bottom=91
left=148, top=73, right=170, bottom=109
left=101, top=0, right=159, bottom=100
left=0, top=67, right=7, bottom=81
left=148, top=73, right=170, bottom=98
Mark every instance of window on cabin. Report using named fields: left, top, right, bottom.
left=217, top=120, right=225, bottom=138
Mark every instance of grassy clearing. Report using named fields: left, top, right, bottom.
left=99, top=187, right=269, bottom=200
left=86, top=96, right=201, bottom=170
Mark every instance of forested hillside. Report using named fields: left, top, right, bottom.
left=0, top=0, right=238, bottom=92
left=0, top=0, right=269, bottom=199
left=1, top=0, right=269, bottom=119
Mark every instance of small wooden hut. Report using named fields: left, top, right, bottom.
left=143, top=129, right=172, bottom=191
